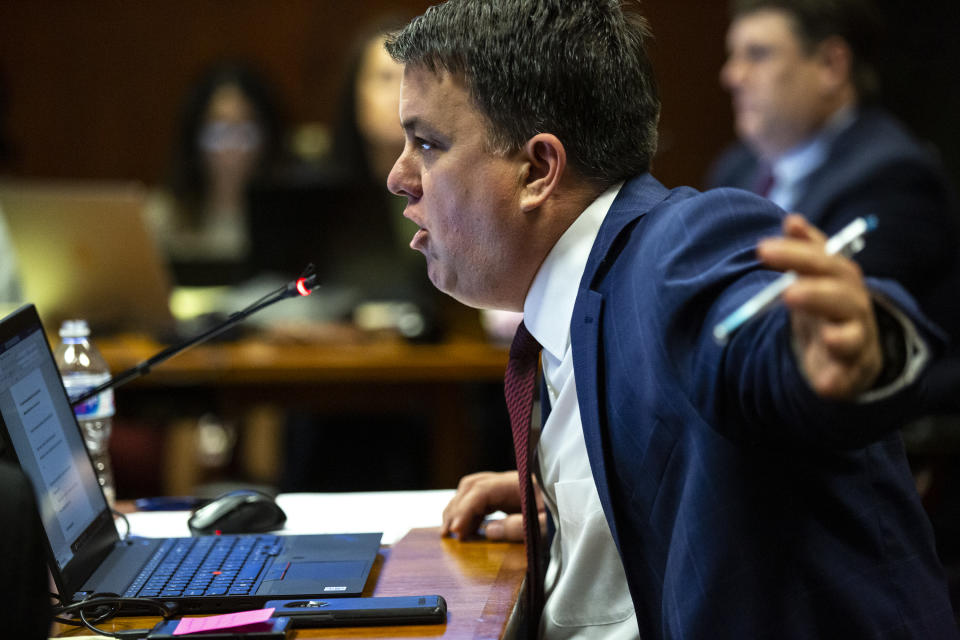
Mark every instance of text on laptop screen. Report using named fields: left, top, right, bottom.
left=0, top=325, right=106, bottom=570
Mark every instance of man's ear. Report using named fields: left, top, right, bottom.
left=520, top=133, right=566, bottom=212
left=815, top=35, right=853, bottom=92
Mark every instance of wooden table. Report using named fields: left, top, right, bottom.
left=96, top=334, right=511, bottom=492
left=51, top=527, right=526, bottom=639
left=96, top=333, right=510, bottom=386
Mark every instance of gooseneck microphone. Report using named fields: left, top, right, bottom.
left=69, top=264, right=319, bottom=408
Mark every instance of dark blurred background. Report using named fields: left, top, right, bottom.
left=0, top=1, right=957, bottom=191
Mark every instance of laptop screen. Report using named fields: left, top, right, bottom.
left=0, top=306, right=110, bottom=573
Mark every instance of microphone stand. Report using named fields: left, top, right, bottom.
left=69, top=266, right=319, bottom=408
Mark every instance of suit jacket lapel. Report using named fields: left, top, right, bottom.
left=789, top=112, right=865, bottom=218
left=571, top=173, right=671, bottom=552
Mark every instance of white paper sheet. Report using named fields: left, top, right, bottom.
left=124, top=489, right=456, bottom=545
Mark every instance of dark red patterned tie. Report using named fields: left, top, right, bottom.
left=752, top=163, right=776, bottom=197
left=504, top=321, right=544, bottom=634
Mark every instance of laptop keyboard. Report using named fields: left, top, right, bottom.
left=123, top=535, right=283, bottom=598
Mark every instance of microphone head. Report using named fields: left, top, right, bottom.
left=290, top=264, right=319, bottom=297
left=295, top=277, right=313, bottom=297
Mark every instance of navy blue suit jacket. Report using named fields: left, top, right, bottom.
left=570, top=173, right=957, bottom=637
left=708, top=107, right=960, bottom=410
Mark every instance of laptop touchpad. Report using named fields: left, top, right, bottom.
left=258, top=561, right=368, bottom=594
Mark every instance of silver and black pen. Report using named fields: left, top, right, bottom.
left=712, top=215, right=878, bottom=345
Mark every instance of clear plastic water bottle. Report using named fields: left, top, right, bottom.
left=54, top=319, right=116, bottom=506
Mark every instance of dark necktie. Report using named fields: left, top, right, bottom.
left=752, top=163, right=776, bottom=197
left=504, top=321, right=545, bottom=635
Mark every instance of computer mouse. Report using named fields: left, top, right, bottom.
left=187, top=489, right=287, bottom=536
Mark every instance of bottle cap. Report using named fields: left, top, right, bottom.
left=59, top=319, right=90, bottom=338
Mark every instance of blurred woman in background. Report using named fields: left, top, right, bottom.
left=147, top=63, right=287, bottom=283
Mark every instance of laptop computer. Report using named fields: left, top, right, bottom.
left=0, top=304, right=382, bottom=613
left=0, top=180, right=177, bottom=337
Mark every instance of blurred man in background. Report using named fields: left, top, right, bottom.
left=708, top=0, right=960, bottom=611
left=709, top=0, right=959, bottom=341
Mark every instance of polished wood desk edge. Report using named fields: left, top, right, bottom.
left=472, top=538, right=526, bottom=640
left=381, top=528, right=526, bottom=638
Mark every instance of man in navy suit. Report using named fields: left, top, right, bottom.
left=386, top=0, right=957, bottom=637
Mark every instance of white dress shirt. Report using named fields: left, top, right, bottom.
left=524, top=182, right=639, bottom=639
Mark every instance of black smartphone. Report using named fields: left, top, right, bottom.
left=146, top=615, right=290, bottom=639
left=264, top=595, right=447, bottom=627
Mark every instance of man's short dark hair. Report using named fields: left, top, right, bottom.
left=731, top=0, right=881, bottom=101
left=385, top=0, right=660, bottom=188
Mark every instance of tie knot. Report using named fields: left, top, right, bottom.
left=509, top=321, right=540, bottom=364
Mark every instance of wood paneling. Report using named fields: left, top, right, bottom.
left=0, top=1, right=731, bottom=189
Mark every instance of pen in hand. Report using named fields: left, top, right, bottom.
left=712, top=215, right=878, bottom=345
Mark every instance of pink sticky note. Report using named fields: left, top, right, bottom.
left=172, top=607, right=275, bottom=635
